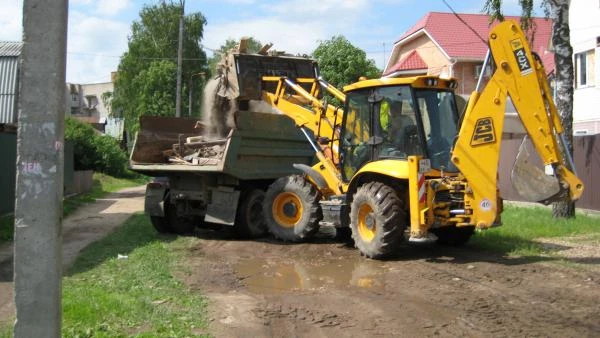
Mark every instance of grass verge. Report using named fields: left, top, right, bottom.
left=0, top=173, right=147, bottom=243
left=1, top=214, right=208, bottom=337
left=470, top=204, right=600, bottom=256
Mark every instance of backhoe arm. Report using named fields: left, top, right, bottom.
left=451, top=20, right=584, bottom=228
left=261, top=76, right=346, bottom=195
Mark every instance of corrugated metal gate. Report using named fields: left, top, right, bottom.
left=0, top=57, right=19, bottom=124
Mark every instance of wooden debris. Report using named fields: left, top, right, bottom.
left=164, top=136, right=228, bottom=166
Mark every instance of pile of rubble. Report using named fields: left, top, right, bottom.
left=163, top=135, right=226, bottom=166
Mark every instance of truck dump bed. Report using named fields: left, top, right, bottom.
left=130, top=111, right=314, bottom=179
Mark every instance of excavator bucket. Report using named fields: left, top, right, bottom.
left=511, top=137, right=562, bottom=204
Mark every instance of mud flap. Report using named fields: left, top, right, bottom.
left=511, top=137, right=562, bottom=204
left=205, top=187, right=241, bottom=225
left=145, top=184, right=167, bottom=217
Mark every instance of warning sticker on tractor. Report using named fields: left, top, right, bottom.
left=470, top=117, right=496, bottom=146
left=418, top=159, right=431, bottom=173
left=510, top=38, right=533, bottom=76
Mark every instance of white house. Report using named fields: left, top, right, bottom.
left=570, top=0, right=600, bottom=134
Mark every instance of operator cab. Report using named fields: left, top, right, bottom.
left=340, top=76, right=460, bottom=180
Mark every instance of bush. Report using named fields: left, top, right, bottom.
left=65, top=118, right=129, bottom=177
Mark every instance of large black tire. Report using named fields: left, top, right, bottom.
left=165, top=202, right=196, bottom=235
left=235, top=189, right=268, bottom=238
left=263, top=175, right=322, bottom=242
left=150, top=216, right=172, bottom=233
left=350, top=182, right=405, bottom=259
left=431, top=226, right=475, bottom=246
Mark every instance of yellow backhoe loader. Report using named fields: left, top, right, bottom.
left=235, top=20, right=582, bottom=258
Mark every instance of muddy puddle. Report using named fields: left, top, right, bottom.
left=235, top=255, right=389, bottom=294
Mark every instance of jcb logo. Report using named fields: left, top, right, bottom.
left=470, top=117, right=496, bottom=146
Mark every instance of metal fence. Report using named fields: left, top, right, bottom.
left=0, top=132, right=76, bottom=215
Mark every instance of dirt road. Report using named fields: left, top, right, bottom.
left=0, top=185, right=145, bottom=325
left=183, top=229, right=600, bottom=338
left=1, top=188, right=598, bottom=337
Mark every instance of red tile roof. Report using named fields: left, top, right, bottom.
left=395, top=12, right=554, bottom=74
left=385, top=50, right=428, bottom=75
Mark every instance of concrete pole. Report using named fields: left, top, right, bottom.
left=175, top=0, right=185, bottom=117
left=13, top=0, right=67, bottom=337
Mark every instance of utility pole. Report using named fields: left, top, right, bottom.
left=175, top=0, right=185, bottom=117
left=14, top=0, right=67, bottom=337
left=188, top=72, right=205, bottom=117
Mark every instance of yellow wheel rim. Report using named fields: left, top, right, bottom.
left=357, top=203, right=376, bottom=242
left=272, top=192, right=303, bottom=228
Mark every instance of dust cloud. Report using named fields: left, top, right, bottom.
left=202, top=77, right=237, bottom=139
left=201, top=77, right=282, bottom=140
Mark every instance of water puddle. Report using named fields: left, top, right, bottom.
left=235, top=256, right=388, bottom=294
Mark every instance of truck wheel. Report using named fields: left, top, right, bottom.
left=235, top=189, right=268, bottom=238
left=431, top=226, right=475, bottom=246
left=150, top=216, right=173, bottom=234
left=350, top=182, right=405, bottom=259
left=263, top=175, right=322, bottom=242
left=334, top=227, right=353, bottom=243
left=165, top=202, right=196, bottom=235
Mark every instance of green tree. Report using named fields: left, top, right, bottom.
left=485, top=0, right=576, bottom=218
left=208, top=37, right=263, bottom=74
left=312, top=35, right=380, bottom=89
left=112, top=1, right=208, bottom=134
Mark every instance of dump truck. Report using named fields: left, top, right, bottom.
left=130, top=110, right=316, bottom=236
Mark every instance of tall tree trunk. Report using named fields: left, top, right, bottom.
left=549, top=0, right=576, bottom=218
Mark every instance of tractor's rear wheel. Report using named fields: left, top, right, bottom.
left=350, top=182, right=405, bottom=259
left=235, top=188, right=268, bottom=238
left=431, top=226, right=475, bottom=246
left=263, top=175, right=322, bottom=242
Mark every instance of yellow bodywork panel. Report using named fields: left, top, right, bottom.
left=407, top=156, right=429, bottom=237
left=343, top=159, right=410, bottom=192
left=352, top=159, right=410, bottom=180
left=343, top=76, right=456, bottom=93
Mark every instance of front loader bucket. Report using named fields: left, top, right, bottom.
left=217, top=53, right=318, bottom=101
left=511, top=137, right=562, bottom=204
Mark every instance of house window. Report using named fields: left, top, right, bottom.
left=575, top=50, right=595, bottom=88
left=71, top=93, right=78, bottom=102
left=474, top=64, right=492, bottom=78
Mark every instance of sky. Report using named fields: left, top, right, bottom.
left=0, top=0, right=534, bottom=84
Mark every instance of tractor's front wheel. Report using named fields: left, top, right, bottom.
left=263, top=175, right=322, bottom=242
left=350, top=182, right=405, bottom=259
